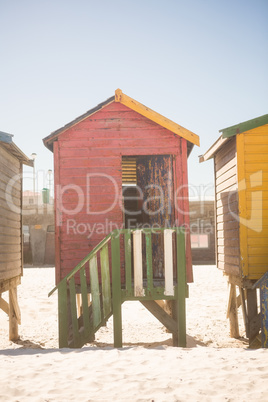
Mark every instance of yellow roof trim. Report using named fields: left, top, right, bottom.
left=115, top=89, right=200, bottom=146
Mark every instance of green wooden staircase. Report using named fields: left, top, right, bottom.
left=49, top=228, right=187, bottom=348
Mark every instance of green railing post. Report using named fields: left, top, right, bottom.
left=69, top=276, right=80, bottom=347
left=145, top=231, right=153, bottom=294
left=176, top=229, right=186, bottom=347
left=58, top=280, right=69, bottom=348
left=124, top=230, right=132, bottom=293
left=111, top=231, right=122, bottom=348
left=80, top=265, right=93, bottom=343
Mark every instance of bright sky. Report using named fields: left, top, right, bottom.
left=1, top=0, right=267, bottom=198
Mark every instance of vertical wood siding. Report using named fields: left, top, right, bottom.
left=214, top=137, right=240, bottom=276
left=55, top=102, right=192, bottom=282
left=0, top=145, right=22, bottom=281
left=237, top=124, right=268, bottom=279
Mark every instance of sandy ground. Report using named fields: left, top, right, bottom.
left=0, top=266, right=267, bottom=401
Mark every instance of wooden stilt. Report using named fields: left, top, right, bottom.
left=227, top=284, right=239, bottom=338
left=239, top=287, right=248, bottom=337
left=9, top=286, right=19, bottom=341
left=111, top=233, right=122, bottom=348
left=171, top=300, right=178, bottom=346
left=247, top=288, right=259, bottom=345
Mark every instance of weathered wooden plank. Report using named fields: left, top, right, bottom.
left=111, top=232, right=122, bottom=348
left=227, top=284, right=239, bottom=338
left=69, top=276, right=80, bottom=347
left=58, top=280, right=69, bottom=348
left=247, top=289, right=259, bottom=343
left=215, top=158, right=237, bottom=179
left=0, top=263, right=21, bottom=282
left=176, top=230, right=186, bottom=347
left=145, top=232, right=153, bottom=293
left=133, top=230, right=144, bottom=297
left=216, top=175, right=237, bottom=194
left=100, top=244, right=112, bottom=318
left=0, top=244, right=21, bottom=254
left=0, top=296, right=9, bottom=315
left=79, top=266, right=92, bottom=342
left=217, top=246, right=240, bottom=256
left=9, top=286, right=19, bottom=341
left=0, top=275, right=20, bottom=293
left=164, top=229, right=174, bottom=296
left=89, top=255, right=101, bottom=328
left=215, top=166, right=237, bottom=186
left=140, top=300, right=177, bottom=332
left=0, top=145, right=20, bottom=170
left=124, top=231, right=132, bottom=293
left=218, top=254, right=240, bottom=265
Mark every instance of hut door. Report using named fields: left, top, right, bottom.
left=136, top=155, right=174, bottom=278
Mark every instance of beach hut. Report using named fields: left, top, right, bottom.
left=199, top=114, right=268, bottom=345
left=0, top=131, right=33, bottom=341
left=43, top=89, right=200, bottom=348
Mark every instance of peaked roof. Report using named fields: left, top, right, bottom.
left=220, top=114, right=268, bottom=138
left=43, top=89, right=200, bottom=154
left=199, top=113, right=268, bottom=162
left=0, top=131, right=33, bottom=166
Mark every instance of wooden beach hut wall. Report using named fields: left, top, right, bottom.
left=43, top=89, right=200, bottom=348
left=0, top=131, right=33, bottom=341
left=199, top=114, right=268, bottom=346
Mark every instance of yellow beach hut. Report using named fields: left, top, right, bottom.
left=199, top=114, right=268, bottom=346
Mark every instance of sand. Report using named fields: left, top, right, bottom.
left=0, top=266, right=267, bottom=401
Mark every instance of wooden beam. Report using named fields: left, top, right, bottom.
left=9, top=287, right=21, bottom=324
left=140, top=300, right=177, bottom=333
left=164, top=229, right=174, bottom=296
left=227, top=284, right=240, bottom=338
left=247, top=289, right=260, bottom=344
left=133, top=230, right=144, bottom=297
left=239, top=287, right=249, bottom=337
left=0, top=276, right=21, bottom=294
left=0, top=296, right=9, bottom=315
left=9, top=286, right=19, bottom=341
left=115, top=89, right=200, bottom=146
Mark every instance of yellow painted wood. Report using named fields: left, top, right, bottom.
left=115, top=89, right=200, bottom=146
left=238, top=124, right=268, bottom=280
left=236, top=133, right=249, bottom=277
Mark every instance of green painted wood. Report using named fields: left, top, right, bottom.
left=90, top=255, right=102, bottom=328
left=49, top=233, right=112, bottom=296
left=79, top=265, right=93, bottom=343
left=176, top=229, right=186, bottom=347
left=58, top=280, right=69, bottom=348
left=220, top=114, right=268, bottom=138
left=111, top=232, right=122, bottom=347
left=100, top=244, right=112, bottom=318
left=69, top=276, right=80, bottom=348
left=124, top=230, right=132, bottom=293
left=145, top=232, right=153, bottom=293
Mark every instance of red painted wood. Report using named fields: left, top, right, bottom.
left=54, top=141, right=61, bottom=284
left=54, top=101, right=193, bottom=284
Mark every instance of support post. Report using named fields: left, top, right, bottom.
left=247, top=288, right=259, bottom=344
left=227, top=284, right=240, bottom=338
left=176, top=229, right=186, bottom=347
left=111, top=231, right=122, bottom=348
left=9, top=286, right=19, bottom=341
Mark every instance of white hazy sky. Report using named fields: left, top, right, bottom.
left=1, top=0, right=267, bottom=197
